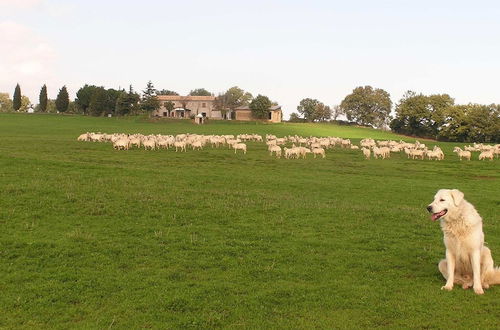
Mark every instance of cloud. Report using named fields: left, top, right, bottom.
left=0, top=21, right=57, bottom=101
left=0, top=0, right=43, bottom=10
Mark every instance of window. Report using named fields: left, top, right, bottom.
left=268, top=111, right=272, bottom=120
left=202, top=102, right=206, bottom=108
left=163, top=112, right=167, bottom=117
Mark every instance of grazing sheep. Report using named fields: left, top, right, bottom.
left=284, top=147, right=299, bottom=159
left=77, top=133, right=90, bottom=141
left=479, top=150, right=494, bottom=161
left=410, top=149, right=424, bottom=160
left=113, top=138, right=129, bottom=150
left=312, top=147, right=325, bottom=158
left=453, top=147, right=471, bottom=161
left=174, top=141, right=187, bottom=152
left=191, top=140, right=203, bottom=151
left=362, top=147, right=371, bottom=159
left=143, top=139, right=156, bottom=150
left=234, top=143, right=247, bottom=154
left=269, top=145, right=282, bottom=158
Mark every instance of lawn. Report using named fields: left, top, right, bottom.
left=0, top=113, right=499, bottom=329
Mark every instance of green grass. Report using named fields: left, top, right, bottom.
left=0, top=113, right=499, bottom=329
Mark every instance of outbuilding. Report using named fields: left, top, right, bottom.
left=233, top=105, right=282, bottom=123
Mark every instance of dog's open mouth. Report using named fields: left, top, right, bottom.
left=431, top=209, right=447, bottom=221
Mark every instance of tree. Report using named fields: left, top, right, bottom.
left=20, top=96, right=31, bottom=112
left=88, top=87, right=108, bottom=116
left=115, top=91, right=131, bottom=116
left=314, top=103, right=332, bottom=122
left=141, top=81, right=160, bottom=113
left=222, top=86, right=253, bottom=119
left=288, top=112, right=305, bottom=122
left=75, top=84, right=100, bottom=114
left=390, top=91, right=454, bottom=138
left=39, top=84, right=48, bottom=112
left=297, top=98, right=320, bottom=121
left=0, top=93, right=14, bottom=112
left=438, top=104, right=500, bottom=142
left=213, top=92, right=228, bottom=118
left=115, top=86, right=140, bottom=116
left=189, top=88, right=212, bottom=96
left=157, top=89, right=179, bottom=96
left=105, top=88, right=122, bottom=115
left=249, top=94, right=272, bottom=119
left=13, top=84, right=21, bottom=111
left=340, top=86, right=392, bottom=127
left=332, top=104, right=343, bottom=120
left=55, top=86, right=70, bottom=113
left=164, top=101, right=175, bottom=116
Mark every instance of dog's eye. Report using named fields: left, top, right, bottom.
left=440, top=199, right=445, bottom=202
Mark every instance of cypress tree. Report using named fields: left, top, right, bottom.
left=55, top=85, right=69, bottom=113
left=39, top=84, right=48, bottom=112
left=13, top=83, right=21, bottom=111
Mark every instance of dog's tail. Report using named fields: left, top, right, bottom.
left=486, top=267, right=500, bottom=285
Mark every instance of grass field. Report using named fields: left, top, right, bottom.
left=0, top=113, right=499, bottom=329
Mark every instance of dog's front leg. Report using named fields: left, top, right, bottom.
left=442, top=249, right=455, bottom=291
left=471, top=249, right=484, bottom=295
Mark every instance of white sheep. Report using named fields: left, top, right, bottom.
left=233, top=143, right=247, bottom=154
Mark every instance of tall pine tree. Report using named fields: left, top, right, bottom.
left=55, top=86, right=69, bottom=113
left=141, top=81, right=160, bottom=113
left=13, top=83, right=21, bottom=111
left=39, top=84, right=48, bottom=112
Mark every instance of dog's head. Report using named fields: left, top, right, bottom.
left=426, top=189, right=464, bottom=221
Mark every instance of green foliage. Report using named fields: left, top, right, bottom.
left=340, top=86, right=392, bottom=127
left=0, top=114, right=499, bottom=329
left=224, top=86, right=252, bottom=110
left=438, top=104, right=500, bottom=143
left=157, top=89, right=179, bottom=96
left=46, top=99, right=57, bottom=113
left=55, top=86, right=70, bottom=113
left=164, top=101, right=175, bottom=116
left=390, top=91, right=454, bottom=138
left=76, top=85, right=100, bottom=114
left=88, top=87, right=108, bottom=116
left=189, top=88, right=212, bottom=96
left=288, top=112, right=306, bottom=122
left=13, top=84, right=21, bottom=111
left=39, top=85, right=48, bottom=112
left=141, top=81, right=160, bottom=113
left=0, top=93, right=14, bottom=112
left=249, top=94, right=272, bottom=119
left=297, top=98, right=319, bottom=121
left=20, top=96, right=31, bottom=112
left=115, top=89, right=140, bottom=116
left=314, top=103, right=332, bottom=122
left=213, top=87, right=252, bottom=120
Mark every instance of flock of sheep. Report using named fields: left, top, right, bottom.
left=77, top=132, right=499, bottom=161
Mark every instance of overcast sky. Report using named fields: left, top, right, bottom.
left=1, top=0, right=499, bottom=118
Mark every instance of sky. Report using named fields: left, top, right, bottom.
left=1, top=0, right=500, bottom=118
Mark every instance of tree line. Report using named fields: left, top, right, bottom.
left=1, top=83, right=498, bottom=142
left=1, top=82, right=276, bottom=120
left=289, top=86, right=499, bottom=143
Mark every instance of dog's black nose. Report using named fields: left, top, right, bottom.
left=426, top=205, right=433, bottom=212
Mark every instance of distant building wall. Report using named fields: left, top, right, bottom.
left=153, top=95, right=221, bottom=119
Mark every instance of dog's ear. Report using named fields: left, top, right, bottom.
left=450, top=189, right=464, bottom=206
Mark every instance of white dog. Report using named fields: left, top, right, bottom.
left=427, top=189, right=500, bottom=294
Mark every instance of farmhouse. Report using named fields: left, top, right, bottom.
left=234, top=105, right=283, bottom=123
left=153, top=95, right=283, bottom=123
left=153, top=95, right=219, bottom=119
